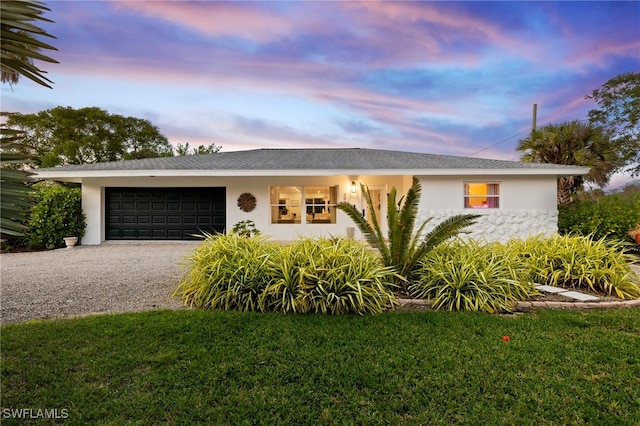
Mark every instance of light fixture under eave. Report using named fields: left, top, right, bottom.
left=351, top=181, right=357, bottom=194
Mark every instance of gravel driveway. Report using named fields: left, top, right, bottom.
left=1, top=242, right=201, bottom=324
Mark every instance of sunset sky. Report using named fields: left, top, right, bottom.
left=2, top=1, right=639, bottom=184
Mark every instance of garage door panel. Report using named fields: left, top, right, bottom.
left=167, top=230, right=183, bottom=239
left=198, top=217, right=212, bottom=225
left=122, top=216, right=136, bottom=224
left=122, top=229, right=137, bottom=238
left=106, top=187, right=225, bottom=240
left=152, top=229, right=167, bottom=239
left=137, top=229, right=152, bottom=238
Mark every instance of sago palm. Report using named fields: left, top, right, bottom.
left=337, top=177, right=479, bottom=291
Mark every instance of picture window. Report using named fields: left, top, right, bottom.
left=270, top=186, right=338, bottom=224
left=464, top=183, right=500, bottom=208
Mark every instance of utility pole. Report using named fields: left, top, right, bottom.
left=532, top=103, right=537, bottom=132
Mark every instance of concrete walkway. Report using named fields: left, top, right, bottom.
left=535, top=284, right=600, bottom=301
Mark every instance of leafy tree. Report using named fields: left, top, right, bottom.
left=113, top=115, right=178, bottom=160
left=1, top=0, right=57, bottom=236
left=517, top=120, right=620, bottom=205
left=5, top=106, right=174, bottom=167
left=586, top=72, right=640, bottom=176
left=174, top=142, right=222, bottom=156
left=337, top=177, right=479, bottom=292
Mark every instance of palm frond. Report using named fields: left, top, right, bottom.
left=1, top=0, right=58, bottom=88
left=1, top=124, right=34, bottom=236
left=336, top=200, right=389, bottom=259
left=338, top=177, right=480, bottom=291
left=421, top=214, right=481, bottom=251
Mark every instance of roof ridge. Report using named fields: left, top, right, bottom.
left=256, top=147, right=363, bottom=151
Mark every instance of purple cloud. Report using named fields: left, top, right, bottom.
left=1, top=0, right=637, bottom=183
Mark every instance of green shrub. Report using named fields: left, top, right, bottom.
left=558, top=186, right=640, bottom=246
left=26, top=184, right=86, bottom=249
left=173, top=233, right=277, bottom=311
left=410, top=239, right=537, bottom=313
left=507, top=234, right=640, bottom=299
left=338, top=177, right=479, bottom=292
left=174, top=236, right=398, bottom=314
left=264, top=238, right=397, bottom=314
left=231, top=219, right=260, bottom=237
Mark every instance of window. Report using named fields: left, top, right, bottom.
left=270, top=186, right=338, bottom=224
left=464, top=183, right=500, bottom=208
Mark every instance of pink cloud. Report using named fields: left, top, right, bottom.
left=49, top=44, right=499, bottom=152
left=566, top=39, right=640, bottom=70
left=112, top=1, right=515, bottom=69
left=340, top=1, right=518, bottom=56
left=111, top=1, right=295, bottom=42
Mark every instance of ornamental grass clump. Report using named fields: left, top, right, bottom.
left=264, top=238, right=398, bottom=314
left=507, top=234, right=640, bottom=299
left=173, top=233, right=278, bottom=311
left=337, top=177, right=479, bottom=292
left=174, top=235, right=398, bottom=314
left=410, top=239, right=537, bottom=313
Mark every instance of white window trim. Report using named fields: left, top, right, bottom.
left=463, top=181, right=501, bottom=209
left=270, top=185, right=339, bottom=224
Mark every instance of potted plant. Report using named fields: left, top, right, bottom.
left=231, top=220, right=260, bottom=237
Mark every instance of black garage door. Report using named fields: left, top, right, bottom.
left=106, top=187, right=226, bottom=240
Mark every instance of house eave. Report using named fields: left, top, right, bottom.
left=33, top=166, right=590, bottom=181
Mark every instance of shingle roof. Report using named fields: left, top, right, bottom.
left=37, top=148, right=580, bottom=172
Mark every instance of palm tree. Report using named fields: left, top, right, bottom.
left=1, top=0, right=57, bottom=236
left=517, top=120, right=620, bottom=205
left=337, top=177, right=479, bottom=292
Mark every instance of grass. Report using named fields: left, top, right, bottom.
left=2, top=309, right=640, bottom=425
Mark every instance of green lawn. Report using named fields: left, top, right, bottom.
left=2, top=309, right=639, bottom=425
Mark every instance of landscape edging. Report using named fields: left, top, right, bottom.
left=396, top=298, right=640, bottom=311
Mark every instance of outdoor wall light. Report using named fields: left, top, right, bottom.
left=351, top=181, right=357, bottom=194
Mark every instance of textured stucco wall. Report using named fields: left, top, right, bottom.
left=416, top=175, right=559, bottom=241
left=420, top=209, right=559, bottom=242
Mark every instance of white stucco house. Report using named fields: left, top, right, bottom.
left=33, top=148, right=589, bottom=245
